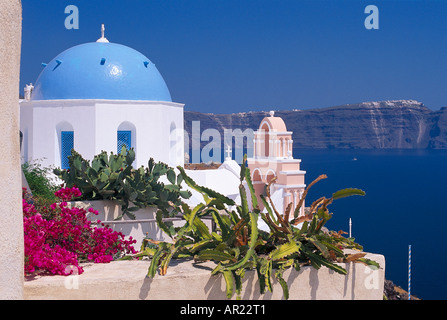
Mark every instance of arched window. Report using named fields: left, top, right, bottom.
left=260, top=122, right=270, bottom=157
left=61, top=131, right=74, bottom=169
left=117, top=121, right=136, bottom=154
left=117, top=130, right=131, bottom=153
left=252, top=168, right=262, bottom=182
left=56, top=121, right=75, bottom=170
left=265, top=169, right=276, bottom=184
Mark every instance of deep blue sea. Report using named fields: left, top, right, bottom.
left=294, top=148, right=447, bottom=300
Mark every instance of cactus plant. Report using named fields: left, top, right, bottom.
left=53, top=147, right=191, bottom=219
left=137, top=155, right=379, bottom=300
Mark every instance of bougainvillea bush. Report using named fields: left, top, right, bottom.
left=23, top=186, right=137, bottom=276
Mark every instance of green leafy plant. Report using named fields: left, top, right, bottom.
left=53, top=147, right=191, bottom=219
left=136, top=156, right=379, bottom=300
left=22, top=160, right=59, bottom=206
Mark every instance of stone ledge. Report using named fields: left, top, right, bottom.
left=69, top=200, right=214, bottom=248
left=24, top=252, right=385, bottom=300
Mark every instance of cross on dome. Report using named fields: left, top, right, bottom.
left=225, top=145, right=232, bottom=160
left=97, top=24, right=110, bottom=43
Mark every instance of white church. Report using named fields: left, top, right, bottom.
left=20, top=25, right=184, bottom=171
left=20, top=26, right=306, bottom=227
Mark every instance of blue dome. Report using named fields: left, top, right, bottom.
left=31, top=42, right=172, bottom=101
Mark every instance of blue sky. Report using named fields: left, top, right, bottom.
left=20, top=0, right=447, bottom=113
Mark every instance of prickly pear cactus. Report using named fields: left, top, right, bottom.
left=53, top=147, right=191, bottom=219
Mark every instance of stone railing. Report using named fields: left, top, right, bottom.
left=24, top=252, right=385, bottom=300
left=31, top=200, right=386, bottom=300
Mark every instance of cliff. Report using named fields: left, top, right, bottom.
left=184, top=100, right=447, bottom=149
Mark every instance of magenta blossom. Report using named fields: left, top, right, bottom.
left=23, top=187, right=136, bottom=276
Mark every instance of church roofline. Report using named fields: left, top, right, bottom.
left=20, top=99, right=185, bottom=108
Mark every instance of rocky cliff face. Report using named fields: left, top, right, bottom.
left=184, top=100, right=447, bottom=149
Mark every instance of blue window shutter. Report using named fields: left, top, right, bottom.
left=61, top=131, right=74, bottom=170
left=117, top=131, right=132, bottom=153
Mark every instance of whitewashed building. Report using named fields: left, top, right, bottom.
left=20, top=26, right=184, bottom=170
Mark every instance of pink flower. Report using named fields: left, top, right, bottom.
left=23, top=186, right=136, bottom=276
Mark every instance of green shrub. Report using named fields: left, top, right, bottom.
left=22, top=160, right=59, bottom=206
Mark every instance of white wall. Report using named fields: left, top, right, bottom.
left=20, top=99, right=184, bottom=170
left=21, top=100, right=96, bottom=168
left=94, top=100, right=184, bottom=168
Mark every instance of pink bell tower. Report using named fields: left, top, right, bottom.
left=247, top=111, right=306, bottom=217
